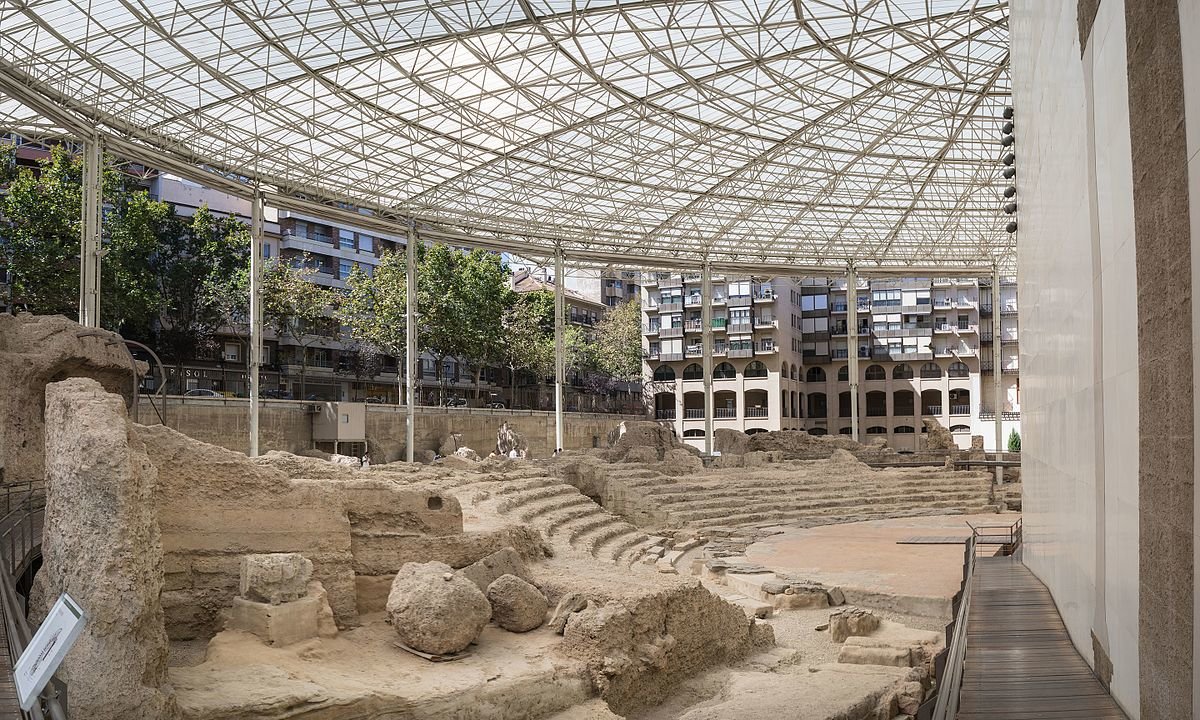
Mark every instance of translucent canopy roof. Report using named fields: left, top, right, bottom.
left=0, top=0, right=1012, bottom=272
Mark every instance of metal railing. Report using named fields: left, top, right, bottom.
left=930, top=533, right=976, bottom=720
left=745, top=407, right=769, bottom=417
left=0, top=485, right=66, bottom=719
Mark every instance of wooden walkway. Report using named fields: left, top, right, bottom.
left=958, top=556, right=1128, bottom=719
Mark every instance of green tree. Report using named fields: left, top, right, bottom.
left=456, top=249, right=513, bottom=398
left=339, top=249, right=410, bottom=403
left=262, top=256, right=335, bottom=400
left=0, top=145, right=87, bottom=317
left=590, top=298, right=643, bottom=381
left=416, top=243, right=464, bottom=400
left=500, top=289, right=590, bottom=408
left=1007, top=428, right=1021, bottom=453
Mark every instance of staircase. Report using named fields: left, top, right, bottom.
left=584, top=462, right=996, bottom=538
left=444, top=472, right=660, bottom=566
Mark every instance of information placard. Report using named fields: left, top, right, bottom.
left=14, top=593, right=86, bottom=711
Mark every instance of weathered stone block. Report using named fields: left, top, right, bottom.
left=230, top=595, right=320, bottom=646
left=387, top=561, right=491, bottom=655
left=459, top=546, right=531, bottom=593
left=239, top=553, right=313, bottom=605
left=829, top=606, right=880, bottom=643
left=486, top=574, right=547, bottom=632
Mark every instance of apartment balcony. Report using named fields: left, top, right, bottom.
left=932, top=300, right=953, bottom=310
left=832, top=348, right=849, bottom=359
left=923, top=405, right=943, bottom=415
left=1000, top=306, right=1019, bottom=316
left=658, top=302, right=683, bottom=313
left=685, top=296, right=703, bottom=307
left=745, top=407, right=769, bottom=418
left=874, top=325, right=933, bottom=338
left=713, top=345, right=728, bottom=356
left=684, top=345, right=703, bottom=357
left=642, top=324, right=660, bottom=336
left=685, top=320, right=703, bottom=332
left=932, top=277, right=953, bottom=286
left=950, top=404, right=972, bottom=416
left=980, top=333, right=993, bottom=342
left=957, top=323, right=978, bottom=333
left=727, top=321, right=753, bottom=334
left=727, top=296, right=753, bottom=307
left=655, top=409, right=676, bottom=419
left=934, top=323, right=955, bottom=333
left=711, top=318, right=728, bottom=330
left=642, top=272, right=669, bottom=288
left=831, top=324, right=848, bottom=336
left=981, top=362, right=994, bottom=373
left=659, top=352, right=684, bottom=362
left=755, top=343, right=778, bottom=354
left=715, top=408, right=737, bottom=419
left=753, top=317, right=777, bottom=329
left=1002, top=366, right=1020, bottom=375
left=683, top=408, right=705, bottom=419
left=711, top=296, right=727, bottom=306
left=1000, top=335, right=1020, bottom=344
left=752, top=291, right=775, bottom=303
left=979, top=410, right=1022, bottom=420
left=728, top=348, right=754, bottom=359
left=832, top=303, right=849, bottom=313
left=646, top=350, right=660, bottom=361
left=980, top=304, right=993, bottom=317
left=659, top=326, right=684, bottom=339
left=899, top=304, right=933, bottom=314
left=889, top=351, right=935, bottom=362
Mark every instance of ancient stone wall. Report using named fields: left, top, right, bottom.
left=0, top=314, right=137, bottom=486
left=39, top=378, right=177, bottom=720
left=137, top=424, right=484, bottom=639
left=140, top=398, right=640, bottom=460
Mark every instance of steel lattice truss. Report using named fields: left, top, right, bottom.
left=0, top=0, right=1012, bottom=271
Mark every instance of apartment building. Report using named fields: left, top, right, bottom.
left=642, top=273, right=1020, bottom=452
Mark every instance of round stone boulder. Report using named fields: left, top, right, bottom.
left=486, top=574, right=548, bottom=632
left=386, top=561, right=491, bottom=655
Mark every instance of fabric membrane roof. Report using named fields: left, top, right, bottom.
left=0, top=0, right=1012, bottom=272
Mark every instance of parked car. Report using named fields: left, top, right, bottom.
left=262, top=389, right=293, bottom=399
left=441, top=396, right=467, bottom=407
left=183, top=388, right=222, bottom=398
left=364, top=396, right=386, bottom=404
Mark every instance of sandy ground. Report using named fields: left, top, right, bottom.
left=745, top=513, right=1014, bottom=601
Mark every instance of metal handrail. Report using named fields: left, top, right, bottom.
left=932, top=533, right=977, bottom=720
left=0, top=488, right=67, bottom=719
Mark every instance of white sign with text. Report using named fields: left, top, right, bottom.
left=14, top=593, right=85, bottom=711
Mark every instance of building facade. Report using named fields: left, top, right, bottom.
left=642, top=272, right=1020, bottom=451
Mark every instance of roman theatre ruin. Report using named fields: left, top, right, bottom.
left=0, top=314, right=1020, bottom=720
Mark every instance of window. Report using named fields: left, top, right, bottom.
left=808, top=427, right=828, bottom=436
left=790, top=365, right=798, bottom=381
left=866, top=390, right=887, bottom=416
left=893, top=390, right=915, bottom=416
left=839, top=427, right=853, bottom=434
left=837, top=365, right=848, bottom=381
left=950, top=425, right=971, bottom=433
left=893, top=363, right=914, bottom=379
left=683, top=363, right=704, bottom=380
left=920, top=362, right=943, bottom=379
left=807, top=367, right=826, bottom=382
left=744, top=361, right=768, bottom=378
left=809, top=392, right=827, bottom=417
left=948, top=362, right=969, bottom=378
left=339, top=260, right=354, bottom=279
left=682, top=429, right=705, bottom=437
left=839, top=391, right=851, bottom=417
left=223, top=343, right=239, bottom=362
left=894, top=425, right=915, bottom=434
left=865, top=364, right=886, bottom=380
left=800, top=294, right=828, bottom=311
left=713, top=362, right=736, bottom=379
left=339, top=229, right=356, bottom=250
left=263, top=243, right=271, bottom=258
left=866, top=426, right=888, bottom=435
left=653, top=365, right=676, bottom=381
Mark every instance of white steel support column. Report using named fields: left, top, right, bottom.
left=78, top=134, right=103, bottom=328
left=701, top=261, right=714, bottom=455
left=847, top=265, right=860, bottom=442
left=554, top=248, right=565, bottom=452
left=406, top=225, right=418, bottom=463
left=991, top=266, right=1004, bottom=483
left=248, top=189, right=264, bottom=457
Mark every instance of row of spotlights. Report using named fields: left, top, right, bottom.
left=1002, top=105, right=1016, bottom=234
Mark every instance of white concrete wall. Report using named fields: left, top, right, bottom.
left=1012, top=0, right=1140, bottom=714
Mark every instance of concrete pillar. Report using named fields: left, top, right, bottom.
left=847, top=265, right=860, bottom=442
left=249, top=189, right=264, bottom=457
left=701, top=261, right=714, bottom=454
left=554, top=248, right=565, bottom=452
left=406, top=225, right=418, bottom=463
left=79, top=134, right=103, bottom=328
